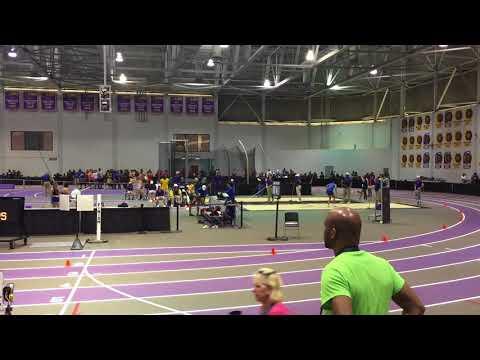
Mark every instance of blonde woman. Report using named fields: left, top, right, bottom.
left=252, top=268, right=291, bottom=315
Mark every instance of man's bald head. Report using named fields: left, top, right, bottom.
left=323, top=208, right=362, bottom=252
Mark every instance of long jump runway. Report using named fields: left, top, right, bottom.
left=2, top=190, right=480, bottom=314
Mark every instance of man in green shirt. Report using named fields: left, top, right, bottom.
left=320, top=207, right=425, bottom=315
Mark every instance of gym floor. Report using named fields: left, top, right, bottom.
left=1, top=187, right=480, bottom=315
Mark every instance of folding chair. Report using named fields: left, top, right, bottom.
left=284, top=212, right=300, bottom=238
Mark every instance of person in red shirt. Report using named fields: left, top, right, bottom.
left=253, top=268, right=291, bottom=315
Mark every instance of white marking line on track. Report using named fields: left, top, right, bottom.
left=12, top=256, right=480, bottom=308
left=33, top=192, right=41, bottom=198
left=84, top=270, right=191, bottom=315
left=58, top=251, right=95, bottom=315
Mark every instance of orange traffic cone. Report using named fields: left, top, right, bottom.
left=71, top=303, right=80, bottom=315
left=65, top=259, right=71, bottom=267
left=381, top=234, right=389, bottom=242
left=442, top=224, right=447, bottom=230
left=271, top=248, right=276, bottom=256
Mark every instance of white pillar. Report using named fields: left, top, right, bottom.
left=57, top=107, right=64, bottom=174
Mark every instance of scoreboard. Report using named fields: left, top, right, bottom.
left=0, top=197, right=26, bottom=237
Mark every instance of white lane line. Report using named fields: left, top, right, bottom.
left=84, top=270, right=191, bottom=315
left=0, top=249, right=305, bottom=263
left=33, top=192, right=42, bottom=198
left=3, top=193, right=10, bottom=197
left=58, top=251, right=95, bottom=315
left=389, top=296, right=480, bottom=313
left=12, top=256, right=480, bottom=308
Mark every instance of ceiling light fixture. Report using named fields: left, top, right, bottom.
left=8, top=47, right=17, bottom=58
left=219, top=45, right=229, bottom=48
left=305, top=49, right=315, bottom=62
left=369, top=68, right=378, bottom=75
left=263, top=79, right=271, bottom=87
left=207, top=58, right=215, bottom=67
left=115, top=52, right=123, bottom=62
left=438, top=45, right=448, bottom=48
left=119, top=73, right=127, bottom=83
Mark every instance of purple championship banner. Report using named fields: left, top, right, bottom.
left=202, top=97, right=214, bottom=114
left=170, top=96, right=184, bottom=113
left=80, top=94, right=95, bottom=112
left=63, top=94, right=78, bottom=111
left=41, top=93, right=57, bottom=112
left=134, top=95, right=148, bottom=112
left=117, top=95, right=131, bottom=112
left=150, top=96, right=164, bottom=113
left=23, top=92, right=38, bottom=111
left=186, top=97, right=199, bottom=114
left=4, top=91, right=20, bottom=111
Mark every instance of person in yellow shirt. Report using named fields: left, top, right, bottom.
left=160, top=176, right=169, bottom=192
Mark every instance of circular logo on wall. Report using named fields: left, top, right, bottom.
left=408, top=117, right=415, bottom=128
left=423, top=133, right=430, bottom=145
left=436, top=133, right=443, bottom=143
left=416, top=135, right=422, bottom=145
left=409, top=136, right=415, bottom=144
left=436, top=113, right=444, bottom=123
left=446, top=132, right=452, bottom=143
left=444, top=152, right=452, bottom=164
left=402, top=154, right=408, bottom=163
left=425, top=115, right=431, bottom=125
left=466, top=108, right=473, bottom=119
left=416, top=154, right=422, bottom=163
left=416, top=117, right=422, bottom=126
left=465, top=130, right=473, bottom=141
left=423, top=153, right=430, bottom=164
left=454, top=153, right=462, bottom=163
left=445, top=111, right=453, bottom=122
left=401, top=118, right=408, bottom=129
left=455, top=110, right=462, bottom=120
left=402, top=137, right=408, bottom=145
left=464, top=151, right=472, bottom=165
left=455, top=131, right=462, bottom=141
left=409, top=154, right=415, bottom=163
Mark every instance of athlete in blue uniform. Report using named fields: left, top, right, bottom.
left=414, top=175, right=424, bottom=207
left=326, top=179, right=337, bottom=206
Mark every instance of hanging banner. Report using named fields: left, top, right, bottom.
left=41, top=93, right=57, bottom=112
left=415, top=154, right=422, bottom=168
left=464, top=151, right=472, bottom=169
left=23, top=92, right=38, bottom=111
left=423, top=153, right=430, bottom=168
left=465, top=108, right=473, bottom=125
left=416, top=117, right=423, bottom=130
left=170, top=96, right=184, bottom=113
left=409, top=136, right=415, bottom=150
left=401, top=154, right=407, bottom=167
left=81, top=93, right=95, bottom=112
left=401, top=118, right=408, bottom=133
left=117, top=95, right=131, bottom=112
left=408, top=117, right=415, bottom=132
left=408, top=154, right=414, bottom=167
left=435, top=152, right=443, bottom=169
left=443, top=151, right=452, bottom=169
left=464, top=129, right=473, bottom=147
left=444, top=111, right=453, bottom=128
left=186, top=97, right=199, bottom=114
left=134, top=95, right=148, bottom=112
left=63, top=94, right=78, bottom=111
left=150, top=96, right=164, bottom=113
left=415, top=135, right=423, bottom=150
left=401, top=136, right=408, bottom=150
left=423, top=133, right=431, bottom=149
left=454, top=110, right=462, bottom=127
left=202, top=97, right=215, bottom=114
left=445, top=132, right=452, bottom=148
left=436, top=113, right=444, bottom=128
left=453, top=153, right=462, bottom=169
left=435, top=133, right=443, bottom=149
left=453, top=130, right=462, bottom=147
left=4, top=91, right=20, bottom=111
left=424, top=115, right=431, bottom=130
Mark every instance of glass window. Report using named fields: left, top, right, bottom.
left=10, top=131, right=53, bottom=151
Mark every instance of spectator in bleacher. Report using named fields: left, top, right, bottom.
left=360, top=176, right=368, bottom=201
left=461, top=173, right=469, bottom=184
left=51, top=182, right=60, bottom=208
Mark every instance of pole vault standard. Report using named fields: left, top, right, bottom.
left=267, top=180, right=288, bottom=241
